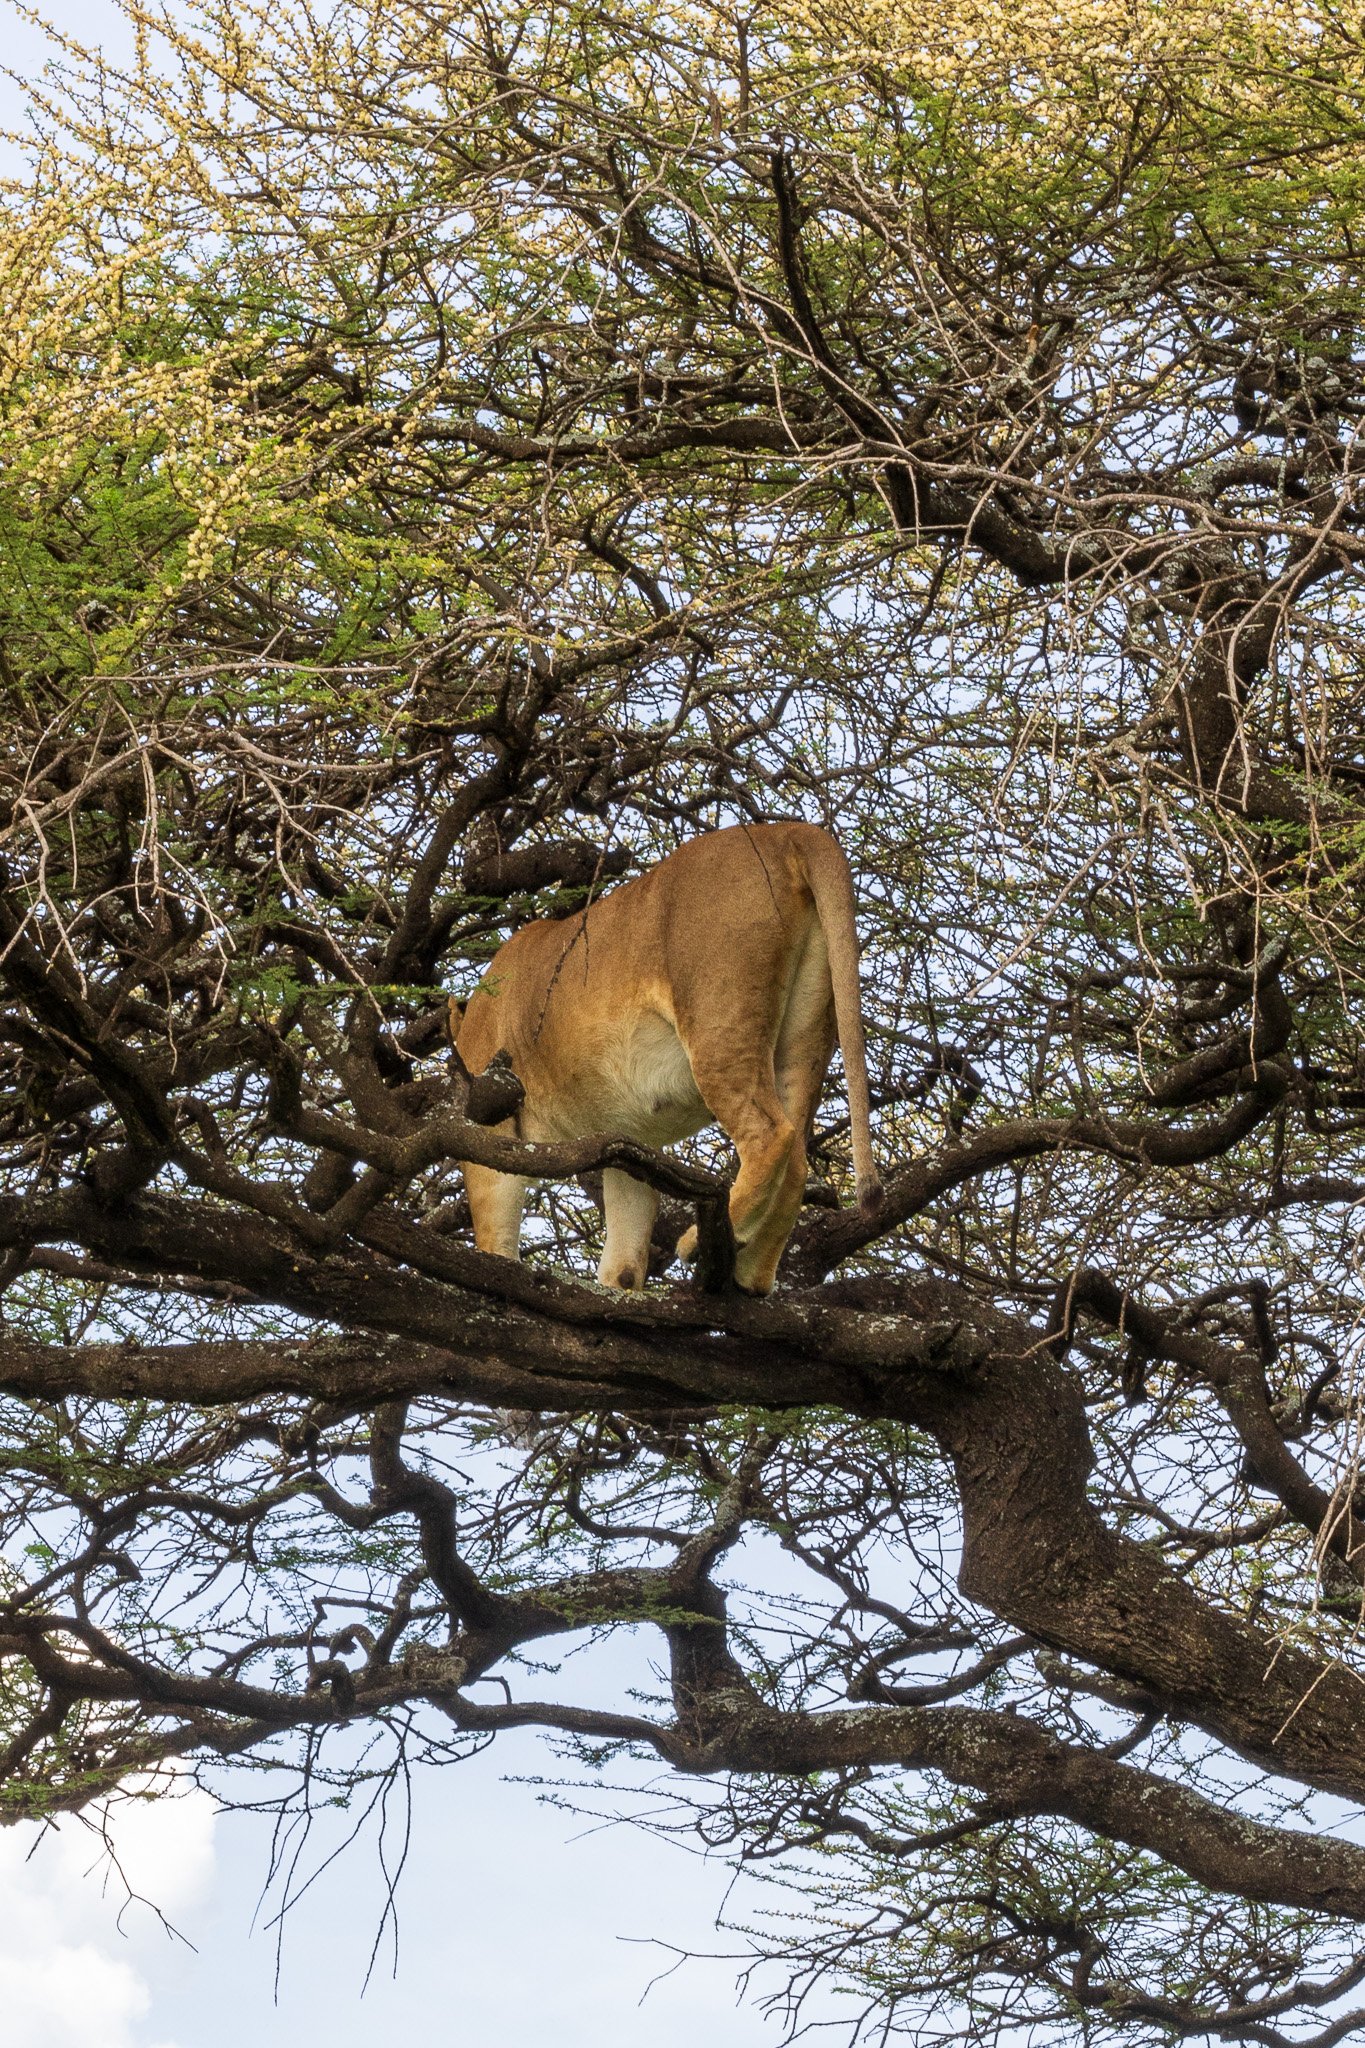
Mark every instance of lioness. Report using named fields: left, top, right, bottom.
left=450, top=821, right=881, bottom=1295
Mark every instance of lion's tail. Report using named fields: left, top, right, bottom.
left=799, top=828, right=883, bottom=1215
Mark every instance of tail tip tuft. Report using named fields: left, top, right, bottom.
left=857, top=1173, right=885, bottom=1218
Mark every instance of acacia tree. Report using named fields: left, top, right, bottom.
left=6, top=0, right=1365, bottom=2036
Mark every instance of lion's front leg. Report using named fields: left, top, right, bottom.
left=464, top=1158, right=529, bottom=1260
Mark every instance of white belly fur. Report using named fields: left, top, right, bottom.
left=529, top=1008, right=708, bottom=1146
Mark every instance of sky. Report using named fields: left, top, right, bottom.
left=0, top=6, right=798, bottom=2043
left=3, top=1723, right=786, bottom=2048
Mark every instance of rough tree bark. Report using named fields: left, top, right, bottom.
left=3, top=2, right=1365, bottom=2039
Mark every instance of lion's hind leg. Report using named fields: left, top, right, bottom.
left=730, top=1119, right=807, bottom=1295
left=680, top=1045, right=806, bottom=1293
left=672, top=1128, right=802, bottom=1293
left=599, top=1167, right=659, bottom=1290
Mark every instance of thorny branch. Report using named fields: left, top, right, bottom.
left=5, top=1, right=1365, bottom=2040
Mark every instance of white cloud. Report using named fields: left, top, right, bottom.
left=0, top=1773, right=217, bottom=2048
left=0, top=1941, right=150, bottom=2048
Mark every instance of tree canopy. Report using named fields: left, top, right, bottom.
left=6, top=1, right=1365, bottom=2038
